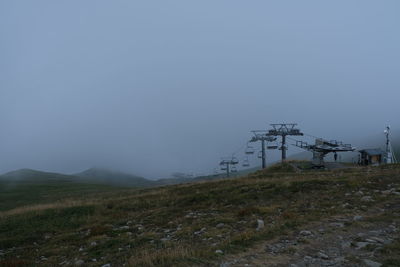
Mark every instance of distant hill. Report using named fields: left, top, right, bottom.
left=0, top=169, right=119, bottom=211
left=75, top=168, right=155, bottom=187
left=0, top=168, right=80, bottom=182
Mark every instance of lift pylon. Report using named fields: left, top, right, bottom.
left=266, top=123, right=303, bottom=162
left=249, top=131, right=276, bottom=169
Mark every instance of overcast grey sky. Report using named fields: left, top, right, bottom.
left=1, top=1, right=399, bottom=178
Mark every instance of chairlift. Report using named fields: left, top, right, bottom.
left=231, top=157, right=239, bottom=164
left=231, top=166, right=238, bottom=173
left=245, top=145, right=255, bottom=155
left=267, top=145, right=278, bottom=150
left=220, top=166, right=227, bottom=171
left=242, top=159, right=250, bottom=167
left=257, top=151, right=263, bottom=159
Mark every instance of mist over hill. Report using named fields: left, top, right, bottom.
left=76, top=168, right=155, bottom=187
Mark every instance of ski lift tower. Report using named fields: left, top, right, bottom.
left=266, top=123, right=303, bottom=162
left=219, top=157, right=239, bottom=178
left=384, top=126, right=397, bottom=164
left=293, top=138, right=355, bottom=168
left=249, top=131, right=276, bottom=169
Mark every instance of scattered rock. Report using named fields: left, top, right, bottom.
left=317, top=252, right=329, bottom=260
left=256, top=219, right=265, bottom=231
left=355, top=242, right=370, bottom=249
left=361, top=196, right=373, bottom=202
left=303, top=255, right=313, bottom=261
left=216, top=223, right=225, bottom=228
left=194, top=228, right=206, bottom=235
left=363, top=259, right=382, bottom=267
left=353, top=215, right=363, bottom=221
left=215, top=249, right=224, bottom=254
left=342, top=203, right=351, bottom=208
left=355, top=191, right=364, bottom=196
left=90, top=241, right=97, bottom=246
left=341, top=241, right=351, bottom=248
left=370, top=237, right=385, bottom=244
left=381, top=189, right=393, bottom=195
left=74, top=259, right=84, bottom=266
left=329, top=222, right=344, bottom=228
left=299, top=230, right=313, bottom=236
left=101, top=264, right=111, bottom=267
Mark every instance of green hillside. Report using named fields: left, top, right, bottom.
left=76, top=168, right=155, bottom=187
left=1, top=164, right=400, bottom=266
left=0, top=169, right=121, bottom=212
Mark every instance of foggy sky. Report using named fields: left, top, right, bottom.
left=1, top=1, right=399, bottom=178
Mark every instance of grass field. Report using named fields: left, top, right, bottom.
left=0, top=163, right=400, bottom=266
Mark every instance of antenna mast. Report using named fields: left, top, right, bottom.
left=384, top=126, right=397, bottom=164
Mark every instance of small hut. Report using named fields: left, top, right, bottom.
left=359, top=149, right=384, bottom=166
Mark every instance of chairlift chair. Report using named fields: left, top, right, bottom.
left=257, top=151, right=263, bottom=159
left=231, top=157, right=239, bottom=165
left=242, top=157, right=250, bottom=167
left=245, top=145, right=255, bottom=155
left=231, top=166, right=238, bottom=173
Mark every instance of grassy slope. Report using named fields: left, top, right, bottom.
left=0, top=164, right=400, bottom=266
left=0, top=169, right=122, bottom=212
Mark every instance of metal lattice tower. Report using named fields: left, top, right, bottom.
left=249, top=131, right=276, bottom=169
left=384, top=126, right=397, bottom=164
left=266, top=123, right=303, bottom=162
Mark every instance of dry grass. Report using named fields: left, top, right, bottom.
left=128, top=245, right=208, bottom=266
left=0, top=163, right=399, bottom=266
left=0, top=199, right=97, bottom=218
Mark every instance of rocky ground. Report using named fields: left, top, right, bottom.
left=219, top=199, right=400, bottom=267
left=1, top=164, right=400, bottom=266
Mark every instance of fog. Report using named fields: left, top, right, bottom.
left=1, top=1, right=399, bottom=178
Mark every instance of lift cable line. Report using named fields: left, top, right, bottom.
left=249, top=130, right=277, bottom=169
left=384, top=126, right=397, bottom=164
left=266, top=123, right=303, bottom=162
